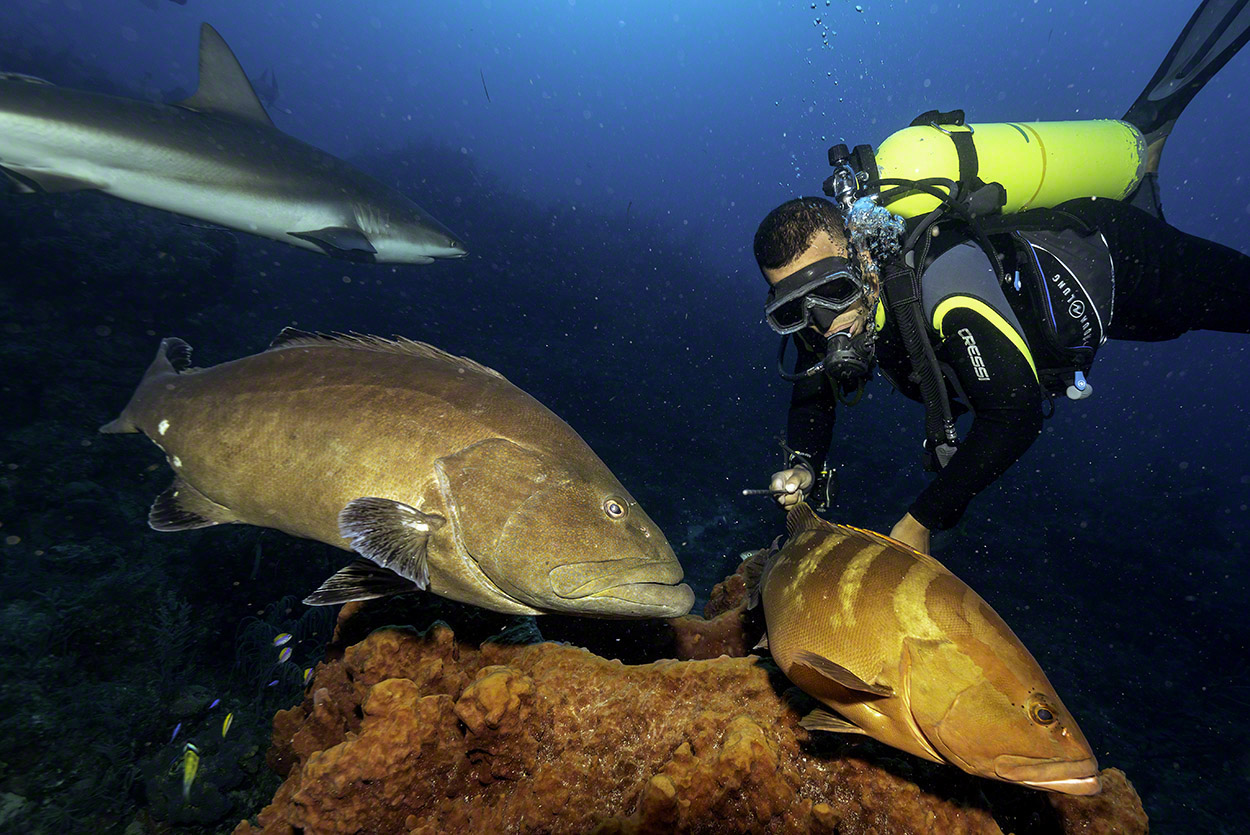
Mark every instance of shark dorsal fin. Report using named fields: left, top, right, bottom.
left=785, top=502, right=836, bottom=535
left=176, top=23, right=274, bottom=127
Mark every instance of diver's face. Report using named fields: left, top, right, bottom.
left=763, top=231, right=874, bottom=338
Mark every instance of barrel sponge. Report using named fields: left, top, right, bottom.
left=234, top=586, right=1147, bottom=835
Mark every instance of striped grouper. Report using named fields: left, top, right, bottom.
left=101, top=329, right=693, bottom=618
left=746, top=503, right=1099, bottom=795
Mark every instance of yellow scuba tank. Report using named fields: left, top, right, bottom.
left=872, top=119, right=1146, bottom=218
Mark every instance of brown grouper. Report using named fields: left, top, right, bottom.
left=102, top=329, right=693, bottom=618
left=746, top=503, right=1099, bottom=795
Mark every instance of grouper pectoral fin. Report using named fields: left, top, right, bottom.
left=303, top=558, right=415, bottom=606
left=799, top=708, right=868, bottom=735
left=338, top=497, right=446, bottom=590
left=175, top=24, right=275, bottom=128
left=149, top=476, right=240, bottom=531
left=289, top=226, right=377, bottom=257
left=792, top=649, right=894, bottom=697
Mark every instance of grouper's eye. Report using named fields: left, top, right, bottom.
left=1028, top=697, right=1057, bottom=726
left=603, top=498, right=627, bottom=519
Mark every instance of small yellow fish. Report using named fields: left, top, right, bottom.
left=221, top=712, right=234, bottom=738
left=272, top=633, right=292, bottom=647
left=181, top=742, right=200, bottom=800
left=277, top=646, right=292, bottom=664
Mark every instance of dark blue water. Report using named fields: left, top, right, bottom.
left=1, top=0, right=1246, bottom=831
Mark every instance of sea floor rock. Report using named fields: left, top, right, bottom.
left=235, top=574, right=1149, bottom=835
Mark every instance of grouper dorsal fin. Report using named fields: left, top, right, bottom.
left=785, top=502, right=837, bottom=535
left=265, top=328, right=506, bottom=380
left=827, top=523, right=952, bottom=574
left=787, top=502, right=947, bottom=570
left=176, top=23, right=274, bottom=128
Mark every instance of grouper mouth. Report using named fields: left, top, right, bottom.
left=547, top=559, right=694, bottom=616
left=994, top=754, right=1102, bottom=796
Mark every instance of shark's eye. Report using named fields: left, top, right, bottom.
left=1029, top=701, right=1057, bottom=725
left=603, top=499, right=627, bottom=519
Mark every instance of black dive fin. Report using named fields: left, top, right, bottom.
left=1123, top=0, right=1250, bottom=151
left=303, top=558, right=416, bottom=606
left=338, top=497, right=445, bottom=590
left=792, top=649, right=893, bottom=697
left=799, top=708, right=868, bottom=735
left=289, top=226, right=377, bottom=259
left=149, top=477, right=239, bottom=531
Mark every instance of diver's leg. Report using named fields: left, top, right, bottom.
left=1122, top=0, right=1250, bottom=175
left=1070, top=199, right=1250, bottom=339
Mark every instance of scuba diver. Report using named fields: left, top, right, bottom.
left=754, top=0, right=1250, bottom=554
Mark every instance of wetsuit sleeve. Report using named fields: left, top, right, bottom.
left=908, top=308, right=1043, bottom=530
left=785, top=340, right=836, bottom=476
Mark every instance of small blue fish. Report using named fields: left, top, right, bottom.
left=221, top=712, right=234, bottom=738
left=268, top=679, right=279, bottom=687
left=272, top=633, right=292, bottom=647
left=208, top=698, right=220, bottom=710
left=169, top=722, right=182, bottom=743
left=277, top=646, right=292, bottom=664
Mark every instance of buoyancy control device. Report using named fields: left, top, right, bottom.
left=824, top=110, right=1140, bottom=468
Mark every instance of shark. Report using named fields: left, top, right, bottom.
left=0, top=24, right=466, bottom=264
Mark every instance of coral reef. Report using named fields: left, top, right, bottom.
left=235, top=576, right=1148, bottom=835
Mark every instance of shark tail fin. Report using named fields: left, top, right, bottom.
left=99, top=338, right=192, bottom=434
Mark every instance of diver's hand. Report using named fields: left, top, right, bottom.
left=890, top=513, right=931, bottom=555
left=769, top=465, right=814, bottom=509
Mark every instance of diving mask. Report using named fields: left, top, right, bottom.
left=764, top=256, right=867, bottom=335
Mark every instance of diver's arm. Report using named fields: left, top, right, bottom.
left=785, top=339, right=836, bottom=479
left=908, top=309, right=1043, bottom=531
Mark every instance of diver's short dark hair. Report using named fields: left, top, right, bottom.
left=753, top=197, right=847, bottom=273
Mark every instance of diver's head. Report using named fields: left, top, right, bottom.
left=755, top=197, right=879, bottom=388
left=755, top=196, right=877, bottom=338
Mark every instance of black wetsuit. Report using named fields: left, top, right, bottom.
left=786, top=197, right=1250, bottom=530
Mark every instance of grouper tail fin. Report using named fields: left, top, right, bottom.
left=99, top=337, right=193, bottom=434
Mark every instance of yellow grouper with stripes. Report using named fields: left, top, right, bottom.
left=744, top=503, right=1100, bottom=796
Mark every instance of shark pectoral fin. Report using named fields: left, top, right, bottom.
left=792, top=650, right=893, bottom=697
left=149, top=477, right=239, bottom=531
left=176, top=24, right=275, bottom=127
left=338, top=497, right=446, bottom=590
left=799, top=708, right=867, bottom=735
left=0, top=165, right=105, bottom=194
left=289, top=226, right=377, bottom=256
left=303, top=558, right=415, bottom=606
left=1, top=168, right=36, bottom=194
